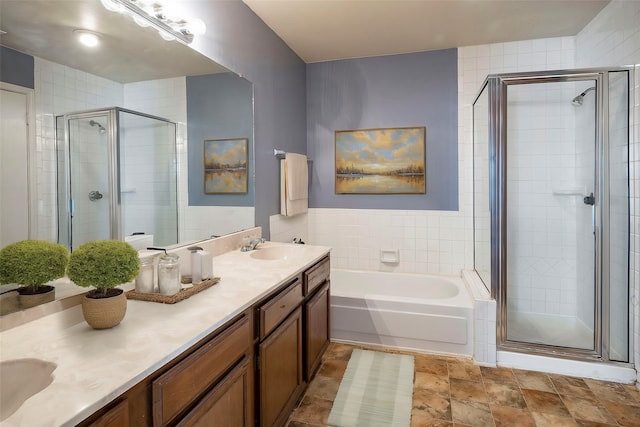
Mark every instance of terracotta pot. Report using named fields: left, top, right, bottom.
left=17, top=285, right=55, bottom=309
left=81, top=288, right=127, bottom=329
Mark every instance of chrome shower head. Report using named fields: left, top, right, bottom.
left=571, top=86, right=596, bottom=107
left=89, top=120, right=106, bottom=134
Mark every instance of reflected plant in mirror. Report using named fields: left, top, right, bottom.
left=0, top=240, right=68, bottom=314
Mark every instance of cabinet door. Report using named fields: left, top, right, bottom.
left=305, top=283, right=330, bottom=381
left=259, top=306, right=304, bottom=427
left=86, top=399, right=129, bottom=427
left=177, top=358, right=252, bottom=427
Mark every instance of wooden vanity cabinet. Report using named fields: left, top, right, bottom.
left=303, top=256, right=330, bottom=381
left=256, top=278, right=305, bottom=427
left=153, top=313, right=253, bottom=426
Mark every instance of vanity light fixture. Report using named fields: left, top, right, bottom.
left=74, top=30, right=101, bottom=47
left=100, top=0, right=206, bottom=45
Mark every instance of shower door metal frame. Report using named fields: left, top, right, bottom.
left=58, top=108, right=118, bottom=250
left=57, top=107, right=179, bottom=250
left=482, top=68, right=632, bottom=362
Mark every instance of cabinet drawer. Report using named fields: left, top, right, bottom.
left=153, top=315, right=251, bottom=426
left=304, top=256, right=330, bottom=295
left=259, top=279, right=303, bottom=339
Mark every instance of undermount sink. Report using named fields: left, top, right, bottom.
left=249, top=245, right=303, bottom=261
left=0, top=358, right=57, bottom=421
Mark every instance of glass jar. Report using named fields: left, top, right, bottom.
left=158, top=254, right=181, bottom=295
left=135, top=255, right=156, bottom=294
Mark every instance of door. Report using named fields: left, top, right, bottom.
left=503, top=77, right=599, bottom=353
left=67, top=115, right=112, bottom=250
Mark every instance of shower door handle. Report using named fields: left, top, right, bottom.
left=583, top=193, right=595, bottom=206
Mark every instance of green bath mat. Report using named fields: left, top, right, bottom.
left=328, top=349, right=414, bottom=427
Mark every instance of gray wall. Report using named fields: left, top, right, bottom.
left=186, top=72, right=254, bottom=207
left=187, top=1, right=307, bottom=237
left=0, top=46, right=34, bottom=88
left=307, top=49, right=458, bottom=211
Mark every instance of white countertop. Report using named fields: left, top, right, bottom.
left=0, top=242, right=330, bottom=427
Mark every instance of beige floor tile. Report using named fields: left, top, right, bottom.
left=521, top=389, right=571, bottom=417
left=490, top=404, right=536, bottom=427
left=415, top=371, right=450, bottom=395
left=450, top=399, right=494, bottom=427
left=450, top=378, right=488, bottom=404
left=447, top=360, right=483, bottom=382
left=514, top=369, right=555, bottom=393
left=484, top=380, right=527, bottom=409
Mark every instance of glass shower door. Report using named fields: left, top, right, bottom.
left=67, top=116, right=111, bottom=250
left=504, top=78, right=598, bottom=352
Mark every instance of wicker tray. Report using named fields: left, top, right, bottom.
left=126, top=277, right=220, bottom=304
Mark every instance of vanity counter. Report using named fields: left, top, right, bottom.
left=0, top=242, right=330, bottom=427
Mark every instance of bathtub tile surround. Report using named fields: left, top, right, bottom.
left=287, top=342, right=640, bottom=427
left=309, top=208, right=466, bottom=275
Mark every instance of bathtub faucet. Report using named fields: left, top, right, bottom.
left=241, top=237, right=265, bottom=252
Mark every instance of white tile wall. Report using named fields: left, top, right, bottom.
left=269, top=213, right=308, bottom=244
left=34, top=58, right=123, bottom=242
left=574, top=0, right=640, bottom=379
left=308, top=208, right=465, bottom=275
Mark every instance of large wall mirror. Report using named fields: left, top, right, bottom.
left=0, top=0, right=255, bottom=246
left=0, top=0, right=255, bottom=313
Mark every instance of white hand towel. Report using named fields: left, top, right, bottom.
left=285, top=153, right=308, bottom=200
left=280, top=153, right=309, bottom=216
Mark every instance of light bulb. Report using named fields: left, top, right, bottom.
left=100, top=0, right=124, bottom=13
left=74, top=30, right=101, bottom=47
left=185, top=19, right=206, bottom=36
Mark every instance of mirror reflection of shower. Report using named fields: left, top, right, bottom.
left=89, top=119, right=106, bottom=134
left=571, top=86, right=596, bottom=106
left=56, top=108, right=179, bottom=251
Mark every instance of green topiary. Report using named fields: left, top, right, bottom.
left=0, top=240, right=69, bottom=294
left=67, top=240, right=140, bottom=298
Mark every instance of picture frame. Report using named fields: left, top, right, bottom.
left=204, top=138, right=248, bottom=194
left=335, top=127, right=426, bottom=194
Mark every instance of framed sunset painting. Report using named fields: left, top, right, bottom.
left=204, top=138, right=248, bottom=194
left=335, top=127, right=426, bottom=194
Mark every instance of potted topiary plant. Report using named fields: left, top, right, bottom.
left=67, top=240, right=140, bottom=329
left=0, top=240, right=69, bottom=309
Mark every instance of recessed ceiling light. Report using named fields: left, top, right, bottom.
left=74, top=30, right=101, bottom=47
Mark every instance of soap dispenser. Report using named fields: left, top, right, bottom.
left=188, top=246, right=213, bottom=284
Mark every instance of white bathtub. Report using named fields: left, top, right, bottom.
left=330, top=269, right=474, bottom=356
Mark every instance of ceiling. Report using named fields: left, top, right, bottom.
left=0, top=0, right=228, bottom=83
left=241, top=0, right=611, bottom=63
left=0, top=0, right=611, bottom=83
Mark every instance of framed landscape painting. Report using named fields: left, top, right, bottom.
left=335, top=127, right=426, bottom=194
left=204, top=138, right=248, bottom=194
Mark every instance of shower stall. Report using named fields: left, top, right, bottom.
left=473, top=68, right=631, bottom=363
left=56, top=107, right=178, bottom=251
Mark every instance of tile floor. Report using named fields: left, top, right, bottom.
left=287, top=342, right=640, bottom=427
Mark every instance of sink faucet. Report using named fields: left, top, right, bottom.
left=241, top=237, right=265, bottom=252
